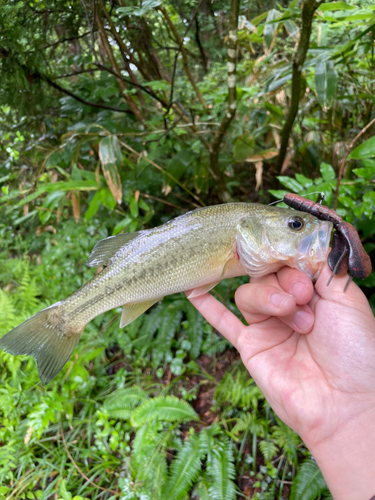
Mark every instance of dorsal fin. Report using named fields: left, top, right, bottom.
left=85, top=232, right=140, bottom=268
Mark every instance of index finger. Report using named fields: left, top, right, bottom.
left=187, top=293, right=246, bottom=350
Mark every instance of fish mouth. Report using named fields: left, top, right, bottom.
left=298, top=221, right=333, bottom=280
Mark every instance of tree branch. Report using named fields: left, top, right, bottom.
left=45, top=76, right=133, bottom=114
left=276, top=0, right=323, bottom=173
left=95, top=0, right=146, bottom=123
left=43, top=31, right=92, bottom=50
left=158, top=4, right=206, bottom=108
left=98, top=0, right=148, bottom=103
left=209, top=0, right=240, bottom=201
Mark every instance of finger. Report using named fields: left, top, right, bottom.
left=235, top=283, right=296, bottom=325
left=277, top=267, right=314, bottom=305
left=315, top=263, right=372, bottom=315
left=250, top=273, right=280, bottom=287
left=187, top=293, right=246, bottom=349
left=278, top=304, right=315, bottom=333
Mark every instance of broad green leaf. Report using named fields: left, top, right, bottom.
left=85, top=191, right=102, bottom=220
left=290, top=459, right=327, bottom=500
left=43, top=180, right=99, bottom=192
left=315, top=61, right=337, bottom=110
left=264, top=9, right=280, bottom=50
left=98, top=135, right=122, bottom=204
left=277, top=176, right=303, bottom=193
left=233, top=133, right=255, bottom=161
left=100, top=188, right=116, bottom=210
left=320, top=163, right=336, bottom=182
left=131, top=395, right=199, bottom=427
left=320, top=2, right=355, bottom=11
left=295, top=174, right=314, bottom=188
left=117, top=0, right=161, bottom=17
left=349, top=136, right=375, bottom=159
left=112, top=216, right=132, bottom=235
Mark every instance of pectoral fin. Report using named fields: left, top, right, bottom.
left=85, top=232, right=141, bottom=268
left=120, top=299, right=159, bottom=328
left=185, top=281, right=221, bottom=298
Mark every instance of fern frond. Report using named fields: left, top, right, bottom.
left=232, top=412, right=266, bottom=437
left=207, top=437, right=236, bottom=500
left=214, top=366, right=264, bottom=411
left=132, top=420, right=161, bottom=464
left=0, top=289, right=16, bottom=333
left=103, top=386, right=149, bottom=420
left=185, top=301, right=204, bottom=358
left=194, top=479, right=212, bottom=500
left=131, top=395, right=199, bottom=427
left=272, top=418, right=300, bottom=460
left=258, top=440, right=279, bottom=462
left=162, top=434, right=205, bottom=500
left=152, top=305, right=183, bottom=364
left=290, top=459, right=327, bottom=500
left=136, top=445, right=168, bottom=498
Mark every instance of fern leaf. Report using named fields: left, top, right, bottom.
left=195, top=480, right=212, bottom=500
left=162, top=434, right=205, bottom=500
left=185, top=301, right=204, bottom=358
left=290, top=459, right=328, bottom=500
left=103, top=386, right=148, bottom=420
left=0, top=289, right=16, bottom=333
left=272, top=418, right=300, bottom=460
left=153, top=305, right=183, bottom=364
left=131, top=395, right=199, bottom=427
left=136, top=444, right=168, bottom=497
left=207, top=437, right=236, bottom=500
left=259, top=440, right=279, bottom=462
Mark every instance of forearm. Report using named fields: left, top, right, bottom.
left=306, top=411, right=375, bottom=500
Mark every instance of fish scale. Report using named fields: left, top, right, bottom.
left=0, top=203, right=332, bottom=384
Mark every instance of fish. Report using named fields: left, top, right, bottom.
left=0, top=203, right=333, bottom=384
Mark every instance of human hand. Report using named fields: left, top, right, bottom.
left=188, top=265, right=375, bottom=499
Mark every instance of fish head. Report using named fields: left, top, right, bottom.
left=237, top=207, right=333, bottom=281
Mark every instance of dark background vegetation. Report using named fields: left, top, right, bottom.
left=0, top=0, right=374, bottom=498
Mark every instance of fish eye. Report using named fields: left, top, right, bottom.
left=288, top=216, right=304, bottom=231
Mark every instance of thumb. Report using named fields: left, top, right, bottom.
left=315, top=263, right=373, bottom=316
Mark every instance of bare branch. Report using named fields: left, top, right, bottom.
left=45, top=77, right=133, bottom=114
left=276, top=0, right=323, bottom=172
left=158, top=4, right=206, bottom=108
left=209, top=0, right=240, bottom=201
left=95, top=1, right=146, bottom=123
left=43, top=31, right=92, bottom=50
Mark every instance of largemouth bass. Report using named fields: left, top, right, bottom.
left=0, top=203, right=332, bottom=384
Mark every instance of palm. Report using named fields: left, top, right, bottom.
left=189, top=264, right=375, bottom=447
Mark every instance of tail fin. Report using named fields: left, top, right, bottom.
left=0, top=305, right=82, bottom=385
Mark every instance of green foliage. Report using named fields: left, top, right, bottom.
left=131, top=395, right=199, bottom=426
left=206, top=438, right=237, bottom=500
left=290, top=459, right=328, bottom=500
left=1, top=0, right=374, bottom=497
left=161, top=434, right=204, bottom=500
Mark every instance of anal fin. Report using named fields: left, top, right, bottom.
left=120, top=299, right=159, bottom=328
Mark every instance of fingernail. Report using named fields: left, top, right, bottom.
left=292, top=282, right=307, bottom=299
left=294, top=310, right=314, bottom=331
left=270, top=293, right=293, bottom=308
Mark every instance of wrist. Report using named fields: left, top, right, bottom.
left=305, top=408, right=375, bottom=500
